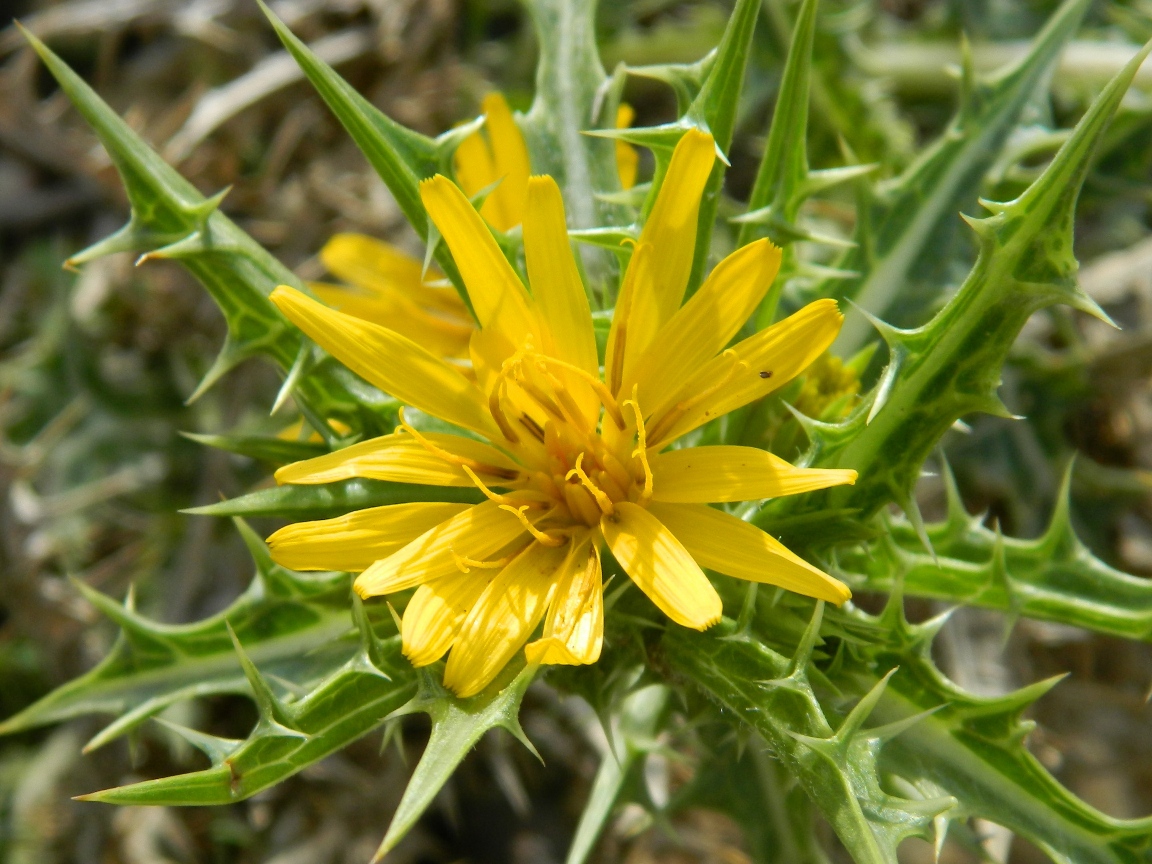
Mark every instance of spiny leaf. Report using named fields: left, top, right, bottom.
left=666, top=620, right=936, bottom=864
left=256, top=1, right=469, bottom=305
left=19, top=26, right=380, bottom=423
left=736, top=0, right=818, bottom=252
left=818, top=0, right=1091, bottom=352
left=667, top=598, right=1152, bottom=864
left=374, top=663, right=537, bottom=860
left=79, top=622, right=415, bottom=805
left=762, top=33, right=1152, bottom=536
left=180, top=431, right=327, bottom=466
left=838, top=461, right=1152, bottom=641
left=0, top=524, right=352, bottom=747
left=184, top=478, right=484, bottom=520
left=683, top=0, right=760, bottom=295
left=566, top=684, right=669, bottom=864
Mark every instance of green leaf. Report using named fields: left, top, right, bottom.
left=683, top=0, right=760, bottom=295
left=183, top=478, right=483, bottom=520
left=255, top=1, right=470, bottom=306
left=0, top=522, right=351, bottom=748
left=79, top=595, right=415, bottom=805
left=519, top=0, right=625, bottom=291
left=666, top=598, right=1152, bottom=864
left=566, top=683, right=668, bottom=864
left=763, top=33, right=1152, bottom=535
left=373, top=663, right=538, bottom=860
left=18, top=26, right=380, bottom=424
left=735, top=0, right=819, bottom=249
left=181, top=431, right=327, bottom=466
left=665, top=610, right=943, bottom=864
left=818, top=0, right=1091, bottom=352
left=837, top=462, right=1152, bottom=641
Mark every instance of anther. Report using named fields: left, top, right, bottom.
left=532, top=354, right=626, bottom=429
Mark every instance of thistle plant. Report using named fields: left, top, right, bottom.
left=5, top=0, right=1152, bottom=861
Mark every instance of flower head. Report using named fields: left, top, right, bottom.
left=310, top=234, right=472, bottom=360
left=267, top=129, right=855, bottom=698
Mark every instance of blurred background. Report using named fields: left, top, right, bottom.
left=0, top=0, right=1151, bottom=861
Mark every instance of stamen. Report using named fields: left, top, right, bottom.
left=488, top=351, right=529, bottom=445
left=531, top=354, right=626, bottom=429
left=565, top=453, right=615, bottom=516
left=461, top=465, right=521, bottom=506
left=648, top=349, right=748, bottom=446
left=500, top=504, right=565, bottom=546
left=397, top=408, right=520, bottom=481
left=452, top=549, right=514, bottom=573
left=624, top=388, right=653, bottom=505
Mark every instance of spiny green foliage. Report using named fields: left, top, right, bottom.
left=816, top=0, right=1093, bottom=353
left=759, top=31, right=1152, bottom=544
left=10, top=1, right=1152, bottom=862
left=0, top=521, right=356, bottom=749
left=837, top=462, right=1152, bottom=642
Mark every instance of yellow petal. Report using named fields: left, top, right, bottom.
left=309, top=282, right=472, bottom=359
left=524, top=534, right=603, bottom=666
left=650, top=445, right=856, bottom=503
left=419, top=175, right=539, bottom=348
left=320, top=233, right=427, bottom=296
left=626, top=239, right=781, bottom=409
left=267, top=502, right=468, bottom=572
left=443, top=540, right=569, bottom=697
left=605, top=241, right=657, bottom=397
left=270, top=286, right=495, bottom=438
left=648, top=298, right=844, bottom=447
left=600, top=501, right=722, bottom=629
left=454, top=123, right=497, bottom=201
left=648, top=502, right=851, bottom=605
left=615, top=103, right=639, bottom=191
left=524, top=176, right=598, bottom=376
left=354, top=500, right=528, bottom=597
left=635, top=128, right=715, bottom=325
left=274, top=432, right=520, bottom=487
left=402, top=571, right=492, bottom=667
left=523, top=175, right=600, bottom=423
left=479, top=92, right=531, bottom=232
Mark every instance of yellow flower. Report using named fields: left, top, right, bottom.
left=453, top=93, right=532, bottom=232
left=615, top=103, right=639, bottom=190
left=311, top=95, right=636, bottom=364
left=308, top=234, right=472, bottom=361
left=266, top=129, right=856, bottom=698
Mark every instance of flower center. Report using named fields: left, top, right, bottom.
left=403, top=347, right=654, bottom=538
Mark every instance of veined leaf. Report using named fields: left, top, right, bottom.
left=683, top=0, right=760, bottom=295
left=565, top=683, right=669, bottom=864
left=0, top=522, right=352, bottom=749
left=181, top=431, right=327, bottom=466
left=520, top=0, right=622, bottom=246
left=837, top=462, right=1152, bottom=642
left=819, top=0, right=1090, bottom=353
left=184, top=478, right=484, bottom=520
left=373, top=663, right=538, bottom=860
left=256, top=1, right=469, bottom=304
left=762, top=33, right=1152, bottom=535
left=80, top=596, right=415, bottom=805
left=19, top=27, right=386, bottom=425
left=666, top=597, right=1152, bottom=864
